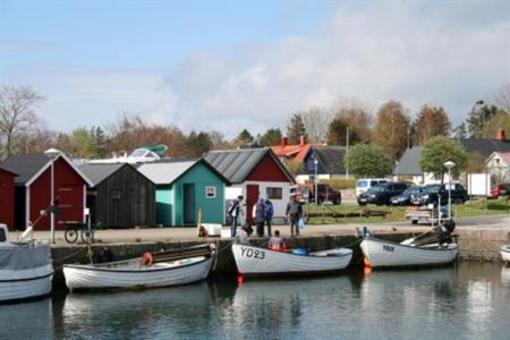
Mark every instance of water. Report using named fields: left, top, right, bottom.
left=1, top=262, right=509, bottom=340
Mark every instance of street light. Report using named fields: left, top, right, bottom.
left=444, top=161, right=456, bottom=220
left=314, top=157, right=319, bottom=205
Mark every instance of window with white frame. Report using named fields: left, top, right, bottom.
left=205, top=186, right=216, bottom=199
left=266, top=187, right=283, bottom=199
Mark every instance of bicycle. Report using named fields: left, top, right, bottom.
left=64, top=222, right=100, bottom=244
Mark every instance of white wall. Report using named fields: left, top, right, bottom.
left=485, top=155, right=510, bottom=183
left=225, top=181, right=291, bottom=225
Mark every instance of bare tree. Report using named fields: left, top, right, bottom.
left=300, top=106, right=333, bottom=143
left=0, top=85, right=44, bottom=157
left=491, top=83, right=510, bottom=113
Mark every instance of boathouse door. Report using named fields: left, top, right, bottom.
left=183, top=183, right=195, bottom=225
left=246, top=184, right=259, bottom=225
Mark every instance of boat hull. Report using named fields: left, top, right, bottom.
left=501, top=245, right=510, bottom=263
left=0, top=264, right=53, bottom=303
left=360, top=238, right=458, bottom=268
left=63, top=256, right=214, bottom=291
left=231, top=244, right=352, bottom=276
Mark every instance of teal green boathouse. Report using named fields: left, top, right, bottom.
left=137, top=159, right=230, bottom=226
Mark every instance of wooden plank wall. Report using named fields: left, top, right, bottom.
left=92, top=165, right=156, bottom=228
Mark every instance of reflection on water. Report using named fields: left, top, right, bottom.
left=1, top=263, right=510, bottom=339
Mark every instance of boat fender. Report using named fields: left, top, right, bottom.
left=140, top=252, right=154, bottom=267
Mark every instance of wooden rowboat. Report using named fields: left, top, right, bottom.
left=501, top=245, right=510, bottom=264
left=63, top=244, right=215, bottom=291
left=231, top=244, right=352, bottom=277
left=360, top=237, right=458, bottom=268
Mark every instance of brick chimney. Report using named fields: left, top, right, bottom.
left=497, top=129, right=506, bottom=142
left=280, top=136, right=288, bottom=147
left=299, top=135, right=305, bottom=147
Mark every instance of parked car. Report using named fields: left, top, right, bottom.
left=490, top=183, right=510, bottom=198
left=411, top=183, right=469, bottom=206
left=390, top=186, right=424, bottom=206
left=291, top=183, right=342, bottom=205
left=355, top=178, right=389, bottom=197
left=357, top=182, right=409, bottom=206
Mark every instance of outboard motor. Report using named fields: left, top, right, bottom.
left=435, top=219, right=456, bottom=245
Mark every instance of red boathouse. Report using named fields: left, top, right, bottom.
left=0, top=166, right=16, bottom=227
left=1, top=150, right=92, bottom=230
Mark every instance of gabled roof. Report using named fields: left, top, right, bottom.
left=77, top=163, right=127, bottom=187
left=459, top=138, right=510, bottom=157
left=205, top=148, right=294, bottom=184
left=271, top=144, right=311, bottom=161
left=0, top=153, right=93, bottom=187
left=488, top=151, right=510, bottom=165
left=313, top=145, right=347, bottom=175
left=137, top=159, right=230, bottom=186
left=394, top=146, right=424, bottom=176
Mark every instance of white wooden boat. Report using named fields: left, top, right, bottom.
left=501, top=245, right=510, bottom=264
left=0, top=225, right=53, bottom=303
left=231, top=243, right=352, bottom=277
left=360, top=237, right=458, bottom=268
left=63, top=245, right=215, bottom=291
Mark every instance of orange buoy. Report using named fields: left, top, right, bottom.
left=140, top=252, right=154, bottom=267
left=363, top=256, right=372, bottom=268
left=237, top=274, right=245, bottom=285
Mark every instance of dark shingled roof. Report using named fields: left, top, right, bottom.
left=205, top=148, right=293, bottom=184
left=395, top=138, right=510, bottom=175
left=0, top=154, right=52, bottom=185
left=314, top=145, right=346, bottom=175
left=77, top=163, right=125, bottom=187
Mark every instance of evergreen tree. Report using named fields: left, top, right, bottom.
left=454, top=123, right=467, bottom=139
left=327, top=118, right=360, bottom=146
left=260, top=128, right=282, bottom=146
left=466, top=102, right=499, bottom=138
left=286, top=113, right=308, bottom=144
left=234, top=129, right=254, bottom=148
left=186, top=131, right=212, bottom=157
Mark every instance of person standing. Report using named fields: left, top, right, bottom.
left=264, top=198, right=274, bottom=236
left=254, top=198, right=266, bottom=237
left=228, top=195, right=243, bottom=238
left=286, top=193, right=303, bottom=237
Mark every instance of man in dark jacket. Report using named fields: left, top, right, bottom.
left=254, top=198, right=266, bottom=237
left=228, top=195, right=243, bottom=238
left=286, top=193, right=303, bottom=237
left=264, top=198, right=274, bottom=237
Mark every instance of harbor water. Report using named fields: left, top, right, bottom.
left=1, top=262, right=509, bottom=339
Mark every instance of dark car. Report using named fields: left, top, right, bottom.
left=390, top=186, right=424, bottom=206
left=310, top=184, right=342, bottom=205
left=490, top=183, right=510, bottom=198
left=411, top=183, right=469, bottom=206
left=357, top=182, right=409, bottom=206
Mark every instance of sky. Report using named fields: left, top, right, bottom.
left=1, top=0, right=509, bottom=138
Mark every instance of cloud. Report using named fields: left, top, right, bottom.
left=3, top=2, right=510, bottom=137
left=163, top=1, right=510, bottom=135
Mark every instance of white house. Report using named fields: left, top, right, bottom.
left=485, top=151, right=510, bottom=183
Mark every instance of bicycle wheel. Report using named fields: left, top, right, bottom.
left=65, top=228, right=79, bottom=244
left=81, top=229, right=95, bottom=244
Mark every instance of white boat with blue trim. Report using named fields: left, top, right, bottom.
left=231, top=243, right=352, bottom=277
left=0, top=224, right=53, bottom=303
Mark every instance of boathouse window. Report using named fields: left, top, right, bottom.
left=205, top=186, right=216, bottom=199
left=266, top=187, right=283, bottom=199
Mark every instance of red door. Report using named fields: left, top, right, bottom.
left=55, top=185, right=84, bottom=229
left=246, top=185, right=259, bottom=225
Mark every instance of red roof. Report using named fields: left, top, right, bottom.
left=270, top=144, right=311, bottom=161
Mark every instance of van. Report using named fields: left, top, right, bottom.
left=355, top=178, right=389, bottom=197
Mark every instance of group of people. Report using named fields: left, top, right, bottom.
left=227, top=193, right=304, bottom=250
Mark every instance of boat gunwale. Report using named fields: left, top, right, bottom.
left=232, top=243, right=353, bottom=258
left=362, top=237, right=458, bottom=252
left=63, top=255, right=212, bottom=274
left=0, top=271, right=53, bottom=283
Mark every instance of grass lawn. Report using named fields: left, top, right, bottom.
left=304, top=198, right=510, bottom=225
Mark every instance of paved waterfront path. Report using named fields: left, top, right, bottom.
left=10, top=215, right=509, bottom=245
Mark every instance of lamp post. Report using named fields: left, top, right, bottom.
left=443, top=161, right=456, bottom=220
left=314, top=157, right=319, bottom=205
